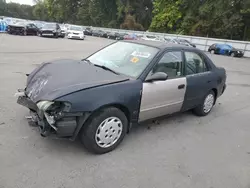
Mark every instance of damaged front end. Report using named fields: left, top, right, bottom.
left=16, top=90, right=85, bottom=139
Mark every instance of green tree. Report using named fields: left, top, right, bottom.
left=149, top=0, right=183, bottom=33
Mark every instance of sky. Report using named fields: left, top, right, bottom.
left=6, top=0, right=35, bottom=5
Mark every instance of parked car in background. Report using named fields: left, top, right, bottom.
left=66, top=25, right=85, bottom=40
left=116, top=33, right=127, bottom=40
left=107, top=32, right=119, bottom=39
left=16, top=40, right=227, bottom=154
left=0, top=20, right=7, bottom=32
left=208, top=43, right=244, bottom=57
left=123, top=33, right=138, bottom=40
left=107, top=32, right=126, bottom=40
left=141, top=35, right=161, bottom=41
left=59, top=24, right=67, bottom=36
left=38, top=23, right=64, bottom=38
left=92, top=29, right=107, bottom=38
left=7, top=22, right=39, bottom=36
left=84, top=27, right=93, bottom=36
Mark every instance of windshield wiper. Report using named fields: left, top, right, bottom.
left=93, top=64, right=119, bottom=75
left=81, top=59, right=119, bottom=75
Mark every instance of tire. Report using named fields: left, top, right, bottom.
left=210, top=50, right=215, bottom=54
left=23, top=30, right=27, bottom=36
left=80, top=107, right=128, bottom=154
left=193, top=90, right=215, bottom=116
left=230, top=52, right=235, bottom=57
left=54, top=33, right=58, bottom=39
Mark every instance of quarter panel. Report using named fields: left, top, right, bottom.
left=139, top=77, right=187, bottom=122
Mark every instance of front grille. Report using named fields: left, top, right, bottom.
left=73, top=33, right=79, bottom=35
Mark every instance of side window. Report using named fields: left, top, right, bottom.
left=150, top=51, right=183, bottom=79
left=184, top=51, right=208, bottom=75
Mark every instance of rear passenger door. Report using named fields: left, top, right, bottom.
left=182, top=50, right=215, bottom=111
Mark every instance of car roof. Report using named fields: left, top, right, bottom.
left=122, top=40, right=193, bottom=50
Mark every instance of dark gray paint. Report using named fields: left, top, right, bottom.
left=181, top=50, right=226, bottom=111
left=25, top=59, right=130, bottom=102
left=57, top=79, right=142, bottom=123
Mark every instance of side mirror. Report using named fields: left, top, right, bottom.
left=145, top=72, right=168, bottom=82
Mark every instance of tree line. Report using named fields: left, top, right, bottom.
left=1, top=0, right=250, bottom=40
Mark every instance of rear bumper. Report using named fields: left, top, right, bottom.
left=16, top=91, right=80, bottom=138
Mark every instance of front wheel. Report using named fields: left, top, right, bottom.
left=80, top=107, right=128, bottom=154
left=193, top=90, right=215, bottom=116
left=210, top=50, right=215, bottom=54
left=230, top=52, right=235, bottom=57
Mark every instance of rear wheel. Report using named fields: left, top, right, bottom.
left=80, top=107, right=128, bottom=154
left=210, top=50, right=215, bottom=54
left=193, top=90, right=215, bottom=116
left=231, top=52, right=235, bottom=57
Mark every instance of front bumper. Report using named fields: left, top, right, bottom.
left=16, top=91, right=78, bottom=138
left=67, top=33, right=84, bottom=39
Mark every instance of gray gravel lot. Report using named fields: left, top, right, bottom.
left=0, top=34, right=250, bottom=188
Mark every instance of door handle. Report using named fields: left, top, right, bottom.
left=178, top=84, right=185, bottom=89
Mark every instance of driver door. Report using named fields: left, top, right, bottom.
left=139, top=51, right=187, bottom=122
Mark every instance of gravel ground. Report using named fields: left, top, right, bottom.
left=0, top=34, right=250, bottom=188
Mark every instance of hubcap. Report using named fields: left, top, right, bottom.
left=95, top=117, right=123, bottom=148
left=203, top=94, right=214, bottom=113
left=211, top=50, right=215, bottom=54
left=231, top=53, right=234, bottom=57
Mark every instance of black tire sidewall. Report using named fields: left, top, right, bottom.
left=81, top=107, right=128, bottom=154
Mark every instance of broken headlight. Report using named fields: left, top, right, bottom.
left=37, top=101, right=54, bottom=111
left=37, top=100, right=71, bottom=112
left=37, top=100, right=71, bottom=121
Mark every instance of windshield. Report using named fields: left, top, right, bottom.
left=87, top=41, right=159, bottom=78
left=43, top=23, right=56, bottom=29
left=69, top=26, right=82, bottom=31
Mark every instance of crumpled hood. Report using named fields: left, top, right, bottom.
left=25, top=59, right=130, bottom=102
